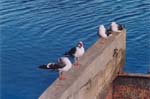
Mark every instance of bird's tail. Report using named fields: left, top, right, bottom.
left=38, top=63, right=55, bottom=69
left=39, top=64, right=49, bottom=69
left=39, top=63, right=65, bottom=70
left=38, top=64, right=59, bottom=72
left=118, top=24, right=125, bottom=30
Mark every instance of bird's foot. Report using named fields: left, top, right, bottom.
left=59, top=75, right=65, bottom=80
left=109, top=34, right=112, bottom=36
left=100, top=38, right=107, bottom=44
left=73, top=62, right=81, bottom=67
left=115, top=30, right=121, bottom=33
left=99, top=40, right=105, bottom=44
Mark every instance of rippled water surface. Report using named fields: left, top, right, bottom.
left=1, top=0, right=150, bottom=99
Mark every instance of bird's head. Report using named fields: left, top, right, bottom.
left=99, top=25, right=106, bottom=31
left=77, top=41, right=83, bottom=48
left=100, top=25, right=105, bottom=29
left=111, top=22, right=117, bottom=26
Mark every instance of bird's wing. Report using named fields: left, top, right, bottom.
left=106, top=29, right=112, bottom=36
left=65, top=47, right=76, bottom=56
left=118, top=24, right=124, bottom=30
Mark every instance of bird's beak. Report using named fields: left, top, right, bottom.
left=78, top=43, right=82, bottom=48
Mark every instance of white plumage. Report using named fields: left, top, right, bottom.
left=99, top=25, right=108, bottom=39
left=74, top=41, right=85, bottom=58
left=58, top=57, right=72, bottom=72
left=39, top=56, right=72, bottom=80
left=65, top=41, right=85, bottom=66
left=111, top=22, right=121, bottom=32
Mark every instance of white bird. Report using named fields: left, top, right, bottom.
left=111, top=22, right=124, bottom=32
left=39, top=57, right=72, bottom=80
left=99, top=25, right=107, bottom=39
left=65, top=41, right=85, bottom=67
left=98, top=25, right=111, bottom=44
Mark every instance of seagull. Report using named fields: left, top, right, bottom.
left=98, top=25, right=112, bottom=44
left=111, top=22, right=124, bottom=32
left=65, top=41, right=85, bottom=67
left=39, top=57, right=72, bottom=80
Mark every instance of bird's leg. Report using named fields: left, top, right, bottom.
left=77, top=57, right=81, bottom=66
left=100, top=38, right=106, bottom=44
left=59, top=71, right=65, bottom=80
left=74, top=57, right=80, bottom=67
left=73, top=57, right=77, bottom=66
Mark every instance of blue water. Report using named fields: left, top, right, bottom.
left=1, top=0, right=150, bottom=99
